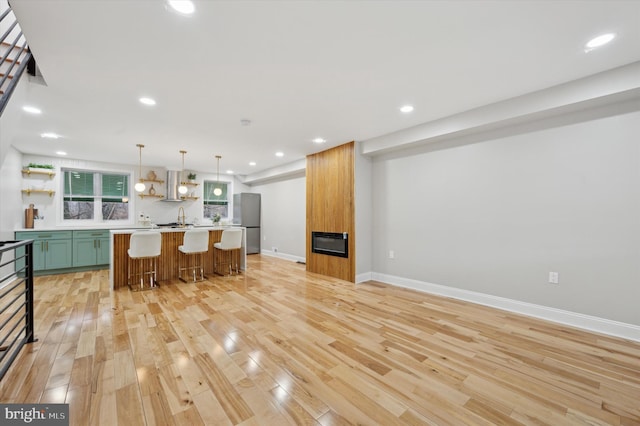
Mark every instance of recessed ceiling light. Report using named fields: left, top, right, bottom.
left=249, top=162, right=256, bottom=166
left=275, top=152, right=284, bottom=157
left=41, top=132, right=60, bottom=139
left=400, top=105, right=414, bottom=113
left=313, top=138, right=326, bottom=144
left=23, top=106, right=42, bottom=114
left=56, top=151, right=67, bottom=156
left=585, top=33, right=616, bottom=51
left=139, top=97, right=156, bottom=106
left=167, top=0, right=195, bottom=15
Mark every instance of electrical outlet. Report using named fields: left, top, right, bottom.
left=389, top=250, right=395, bottom=259
left=548, top=272, right=559, bottom=284
left=272, top=247, right=278, bottom=253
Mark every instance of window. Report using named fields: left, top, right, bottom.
left=203, top=180, right=229, bottom=219
left=63, top=169, right=130, bottom=221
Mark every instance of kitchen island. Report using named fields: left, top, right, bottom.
left=109, top=226, right=246, bottom=290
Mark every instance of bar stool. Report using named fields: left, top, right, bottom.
left=213, top=228, right=243, bottom=275
left=127, top=231, right=162, bottom=291
left=178, top=229, right=209, bottom=282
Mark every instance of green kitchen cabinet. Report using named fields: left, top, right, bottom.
left=14, top=231, right=73, bottom=272
left=72, top=230, right=110, bottom=267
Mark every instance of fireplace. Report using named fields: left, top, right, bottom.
left=311, top=232, right=348, bottom=258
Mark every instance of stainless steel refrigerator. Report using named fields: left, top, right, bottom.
left=233, top=193, right=261, bottom=254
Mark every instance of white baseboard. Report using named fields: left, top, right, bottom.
left=260, top=249, right=306, bottom=264
left=356, top=271, right=372, bottom=284
left=371, top=272, right=640, bottom=343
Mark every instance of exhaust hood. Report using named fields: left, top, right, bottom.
left=162, top=170, right=184, bottom=202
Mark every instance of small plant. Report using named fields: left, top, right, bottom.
left=187, top=172, right=197, bottom=180
left=27, top=163, right=54, bottom=169
left=213, top=212, right=221, bottom=223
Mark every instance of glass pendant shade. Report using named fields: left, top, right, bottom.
left=135, top=144, right=146, bottom=193
left=178, top=150, right=188, bottom=195
left=213, top=154, right=222, bottom=196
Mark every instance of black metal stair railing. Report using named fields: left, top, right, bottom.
left=0, top=240, right=36, bottom=382
left=0, top=4, right=33, bottom=116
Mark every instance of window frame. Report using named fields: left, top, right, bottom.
left=202, top=179, right=232, bottom=220
left=61, top=168, right=133, bottom=225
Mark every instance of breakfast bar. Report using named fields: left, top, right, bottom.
left=109, top=226, right=246, bottom=290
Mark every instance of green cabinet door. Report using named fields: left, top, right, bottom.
left=14, top=231, right=72, bottom=271
left=32, top=241, right=46, bottom=271
left=96, top=237, right=110, bottom=265
left=73, top=238, right=98, bottom=267
left=14, top=233, right=43, bottom=271
left=45, top=239, right=73, bottom=269
left=33, top=240, right=47, bottom=271
left=72, top=230, right=110, bottom=267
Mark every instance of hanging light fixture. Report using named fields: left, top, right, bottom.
left=134, top=144, right=146, bottom=192
left=213, top=155, right=222, bottom=196
left=121, top=176, right=129, bottom=203
left=178, top=150, right=188, bottom=195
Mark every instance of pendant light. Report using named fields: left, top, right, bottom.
left=213, top=155, right=222, bottom=196
left=178, top=150, right=188, bottom=195
left=134, top=144, right=146, bottom=192
left=121, top=176, right=129, bottom=203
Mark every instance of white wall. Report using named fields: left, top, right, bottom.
left=355, top=141, right=372, bottom=281
left=0, top=68, right=29, bottom=278
left=0, top=146, right=22, bottom=242
left=372, top=110, right=640, bottom=326
left=252, top=174, right=306, bottom=261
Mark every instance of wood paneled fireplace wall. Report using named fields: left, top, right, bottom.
left=306, top=141, right=355, bottom=282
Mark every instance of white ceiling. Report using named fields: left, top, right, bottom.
left=8, top=0, right=640, bottom=177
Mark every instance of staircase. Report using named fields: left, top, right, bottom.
left=0, top=4, right=33, bottom=116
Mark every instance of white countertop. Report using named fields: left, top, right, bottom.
left=16, top=224, right=240, bottom=233
left=110, top=225, right=241, bottom=234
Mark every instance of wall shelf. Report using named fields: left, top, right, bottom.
left=138, top=194, right=164, bottom=199
left=140, top=178, right=164, bottom=184
left=180, top=196, right=199, bottom=200
left=22, top=189, right=55, bottom=197
left=180, top=182, right=199, bottom=186
left=22, top=169, right=55, bottom=178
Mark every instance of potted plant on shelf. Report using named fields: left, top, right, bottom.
left=26, top=163, right=54, bottom=172
left=187, top=172, right=196, bottom=183
left=213, top=212, right=221, bottom=224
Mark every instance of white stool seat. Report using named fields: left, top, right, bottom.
left=178, top=229, right=209, bottom=282
left=214, top=228, right=242, bottom=275
left=128, top=231, right=161, bottom=291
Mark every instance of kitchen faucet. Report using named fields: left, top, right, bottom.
left=177, top=206, right=186, bottom=227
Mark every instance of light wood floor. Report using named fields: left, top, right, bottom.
left=1, top=255, right=639, bottom=425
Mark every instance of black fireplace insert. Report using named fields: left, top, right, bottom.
left=311, top=231, right=348, bottom=258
